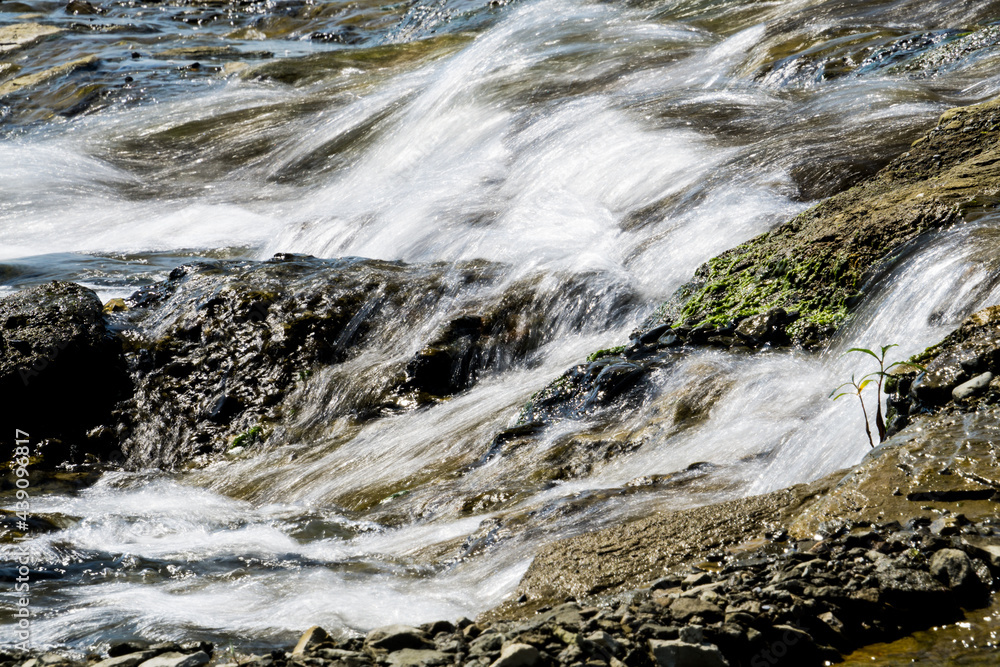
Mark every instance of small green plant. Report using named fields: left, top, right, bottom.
left=832, top=344, right=925, bottom=448
left=231, top=425, right=264, bottom=449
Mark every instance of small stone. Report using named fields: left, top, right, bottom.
left=639, top=324, right=671, bottom=344
left=293, top=626, right=331, bottom=654
left=314, top=649, right=369, bottom=667
left=66, top=0, right=101, bottom=14
left=137, top=652, right=210, bottom=667
left=817, top=612, right=844, bottom=634
left=636, top=624, right=679, bottom=640
left=489, top=644, right=539, bottom=667
left=952, top=372, right=993, bottom=401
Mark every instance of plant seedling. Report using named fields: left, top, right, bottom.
left=832, top=344, right=925, bottom=448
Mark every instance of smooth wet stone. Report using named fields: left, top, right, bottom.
left=293, top=626, right=331, bottom=654
left=0, top=23, right=61, bottom=53
left=0, top=55, right=97, bottom=97
left=952, top=372, right=993, bottom=400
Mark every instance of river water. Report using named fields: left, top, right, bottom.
left=3, top=0, right=1000, bottom=654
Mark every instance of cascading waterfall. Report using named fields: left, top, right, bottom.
left=3, top=0, right=1000, bottom=653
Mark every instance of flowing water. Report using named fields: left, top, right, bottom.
left=3, top=0, right=1000, bottom=655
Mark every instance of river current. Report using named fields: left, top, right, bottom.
left=2, top=0, right=1000, bottom=656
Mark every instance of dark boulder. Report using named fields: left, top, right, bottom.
left=929, top=548, right=990, bottom=606
left=0, top=281, right=130, bottom=465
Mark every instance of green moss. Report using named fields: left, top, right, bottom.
left=231, top=425, right=264, bottom=449
left=656, top=202, right=867, bottom=337
left=586, top=345, right=626, bottom=362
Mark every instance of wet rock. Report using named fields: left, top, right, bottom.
left=385, top=649, right=451, bottom=667
left=930, top=516, right=963, bottom=536
left=733, top=308, right=791, bottom=347
left=293, top=626, right=332, bottom=654
left=929, top=548, right=987, bottom=605
left=648, top=639, right=728, bottom=667
left=65, top=0, right=102, bottom=14
left=0, top=281, right=130, bottom=465
left=637, top=324, right=671, bottom=345
left=665, top=598, right=723, bottom=624
left=682, top=572, right=712, bottom=588
left=108, top=642, right=152, bottom=658
left=909, top=360, right=965, bottom=404
left=0, top=55, right=99, bottom=98
left=115, top=256, right=634, bottom=468
left=364, top=625, right=432, bottom=653
left=875, top=564, right=957, bottom=619
left=488, top=644, right=539, bottom=667
left=643, top=95, right=1000, bottom=345
left=468, top=632, right=504, bottom=656
left=0, top=23, right=62, bottom=54
left=952, top=372, right=993, bottom=401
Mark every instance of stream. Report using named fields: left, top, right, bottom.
left=3, top=0, right=1000, bottom=656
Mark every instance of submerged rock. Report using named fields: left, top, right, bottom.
left=0, top=23, right=62, bottom=54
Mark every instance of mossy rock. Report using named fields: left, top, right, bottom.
left=648, top=93, right=1000, bottom=345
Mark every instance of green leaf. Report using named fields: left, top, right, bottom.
left=846, top=347, right=880, bottom=362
